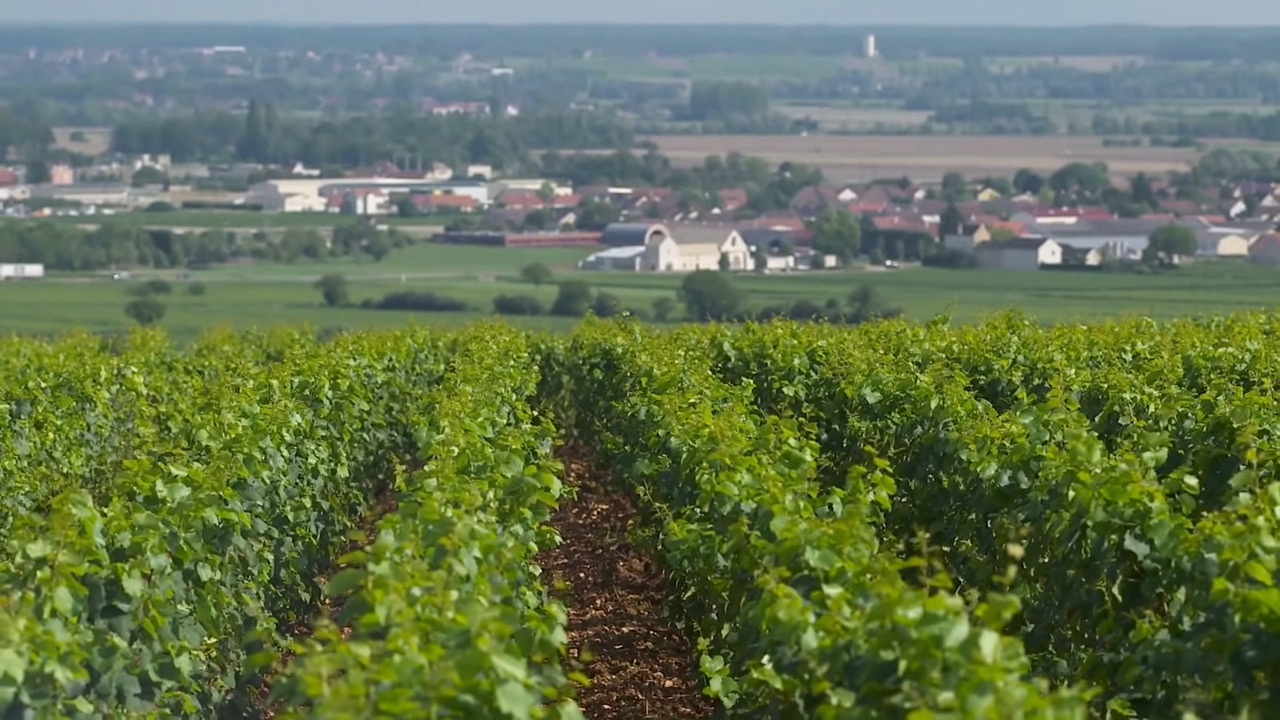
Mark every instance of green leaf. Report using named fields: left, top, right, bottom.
left=325, top=569, right=365, bottom=597
left=494, top=680, right=535, bottom=719
left=0, top=648, right=25, bottom=683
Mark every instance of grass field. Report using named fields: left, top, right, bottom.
left=640, top=133, right=1206, bottom=183
left=6, top=239, right=1280, bottom=341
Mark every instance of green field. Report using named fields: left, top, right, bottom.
left=5, top=240, right=1280, bottom=340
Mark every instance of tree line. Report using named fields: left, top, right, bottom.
left=0, top=221, right=410, bottom=272
left=108, top=102, right=634, bottom=170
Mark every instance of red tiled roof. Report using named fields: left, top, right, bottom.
left=497, top=191, right=544, bottom=209
left=718, top=188, right=749, bottom=210
left=414, top=193, right=476, bottom=210
left=872, top=215, right=936, bottom=236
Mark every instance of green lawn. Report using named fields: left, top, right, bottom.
left=4, top=248, right=1280, bottom=342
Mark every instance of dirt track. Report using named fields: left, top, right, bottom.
left=542, top=445, right=713, bottom=720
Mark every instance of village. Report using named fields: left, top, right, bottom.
left=5, top=150, right=1280, bottom=277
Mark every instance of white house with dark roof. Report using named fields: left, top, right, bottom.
left=585, top=223, right=754, bottom=272
left=974, top=237, right=1063, bottom=270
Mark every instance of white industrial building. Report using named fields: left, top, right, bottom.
left=1, top=263, right=45, bottom=280
left=245, top=178, right=490, bottom=213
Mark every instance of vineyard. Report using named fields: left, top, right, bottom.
left=2, top=314, right=1278, bottom=719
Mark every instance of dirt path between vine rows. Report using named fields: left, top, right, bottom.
left=542, top=444, right=714, bottom=720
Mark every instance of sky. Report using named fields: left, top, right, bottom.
left=4, top=0, right=1280, bottom=26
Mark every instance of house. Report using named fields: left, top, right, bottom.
left=496, top=191, right=546, bottom=211
left=48, top=163, right=75, bottom=186
left=789, top=186, right=840, bottom=217
left=1196, top=231, right=1255, bottom=258
left=1058, top=243, right=1104, bottom=266
left=974, top=237, right=1063, bottom=270
left=412, top=193, right=476, bottom=214
left=644, top=226, right=753, bottom=272
left=1249, top=233, right=1280, bottom=265
left=717, top=188, right=749, bottom=212
left=943, top=224, right=993, bottom=253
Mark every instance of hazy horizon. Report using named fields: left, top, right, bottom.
left=4, top=1, right=1280, bottom=26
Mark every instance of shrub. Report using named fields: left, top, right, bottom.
left=314, top=274, right=349, bottom=307
left=128, top=279, right=173, bottom=297
left=551, top=281, right=593, bottom=317
left=123, top=297, right=166, bottom=325
left=493, top=294, right=545, bottom=316
left=370, top=291, right=468, bottom=312
left=591, top=292, right=622, bottom=317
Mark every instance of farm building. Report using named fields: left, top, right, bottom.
left=584, top=223, right=754, bottom=272
left=1, top=263, right=44, bottom=280
left=600, top=222, right=671, bottom=247
left=578, top=246, right=647, bottom=271
left=974, top=237, right=1062, bottom=270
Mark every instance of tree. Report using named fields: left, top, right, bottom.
left=591, top=292, right=622, bottom=317
left=941, top=171, right=968, bottom=202
left=364, top=235, right=391, bottom=262
left=1146, top=224, right=1198, bottom=265
left=25, top=161, right=51, bottom=185
left=523, top=209, right=551, bottom=230
left=131, top=166, right=167, bottom=188
left=315, top=273, right=349, bottom=307
left=536, top=181, right=557, bottom=208
left=575, top=200, right=620, bottom=231
left=810, top=209, right=861, bottom=264
left=1013, top=168, right=1045, bottom=194
left=680, top=270, right=743, bottom=321
left=1131, top=172, right=1157, bottom=209
left=395, top=196, right=419, bottom=217
left=551, top=280, right=593, bottom=317
left=940, top=202, right=965, bottom=237
left=520, top=262, right=553, bottom=287
left=753, top=243, right=769, bottom=273
left=652, top=296, right=677, bottom=322
left=718, top=251, right=731, bottom=272
left=124, top=297, right=166, bottom=326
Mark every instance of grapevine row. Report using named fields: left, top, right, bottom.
left=711, top=317, right=1280, bottom=717
left=268, top=324, right=581, bottom=719
left=0, top=328, right=445, bottom=716
left=555, top=319, right=1088, bottom=718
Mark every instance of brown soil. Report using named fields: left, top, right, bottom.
left=542, top=444, right=714, bottom=720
